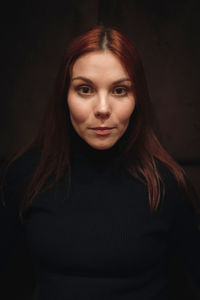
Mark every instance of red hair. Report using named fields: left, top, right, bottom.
left=2, top=26, right=198, bottom=218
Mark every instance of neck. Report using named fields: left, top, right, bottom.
left=70, top=127, right=123, bottom=167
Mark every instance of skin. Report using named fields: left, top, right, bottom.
left=67, top=50, right=136, bottom=150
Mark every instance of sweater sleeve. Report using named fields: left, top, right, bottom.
left=0, top=150, right=40, bottom=272
left=167, top=177, right=200, bottom=287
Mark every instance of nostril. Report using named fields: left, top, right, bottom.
left=95, top=111, right=111, bottom=119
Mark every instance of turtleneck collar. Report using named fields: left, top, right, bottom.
left=70, top=127, right=123, bottom=168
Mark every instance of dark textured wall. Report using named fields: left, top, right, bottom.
left=1, top=1, right=200, bottom=160
left=1, top=1, right=200, bottom=299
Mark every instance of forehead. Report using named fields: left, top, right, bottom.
left=71, top=51, right=129, bottom=79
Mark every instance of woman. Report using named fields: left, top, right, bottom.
left=1, top=25, right=200, bottom=299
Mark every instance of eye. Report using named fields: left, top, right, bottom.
left=112, top=86, right=129, bottom=96
left=77, top=85, right=94, bottom=95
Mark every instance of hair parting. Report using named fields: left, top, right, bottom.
left=2, top=25, right=199, bottom=221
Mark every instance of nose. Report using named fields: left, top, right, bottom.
left=94, top=93, right=111, bottom=120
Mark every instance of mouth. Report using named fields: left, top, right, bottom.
left=91, top=127, right=115, bottom=135
left=92, top=127, right=113, bottom=130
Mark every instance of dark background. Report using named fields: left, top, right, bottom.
left=1, top=0, right=200, bottom=299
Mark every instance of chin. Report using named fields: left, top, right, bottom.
left=87, top=140, right=117, bottom=150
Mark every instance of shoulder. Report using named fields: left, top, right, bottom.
left=1, top=149, right=41, bottom=202
left=2, top=149, right=41, bottom=179
left=155, top=160, right=200, bottom=218
left=155, top=160, right=184, bottom=195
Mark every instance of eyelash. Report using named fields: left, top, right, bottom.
left=76, top=85, right=129, bottom=97
left=112, top=87, right=129, bottom=96
left=76, top=85, right=94, bottom=95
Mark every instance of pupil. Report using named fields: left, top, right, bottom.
left=83, top=87, right=89, bottom=93
left=116, top=88, right=122, bottom=94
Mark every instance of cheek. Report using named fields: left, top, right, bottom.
left=117, top=101, right=135, bottom=125
left=67, top=96, right=88, bottom=123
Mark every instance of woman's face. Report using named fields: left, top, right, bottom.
left=67, top=51, right=135, bottom=150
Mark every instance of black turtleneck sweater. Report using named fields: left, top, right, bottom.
left=1, top=132, right=200, bottom=300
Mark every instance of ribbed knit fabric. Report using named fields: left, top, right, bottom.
left=1, top=132, right=200, bottom=299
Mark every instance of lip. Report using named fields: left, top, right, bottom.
left=91, top=127, right=115, bottom=135
left=92, top=127, right=113, bottom=130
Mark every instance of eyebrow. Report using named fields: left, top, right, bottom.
left=71, top=76, right=131, bottom=85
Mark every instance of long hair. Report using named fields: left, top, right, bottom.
left=2, top=25, right=198, bottom=218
